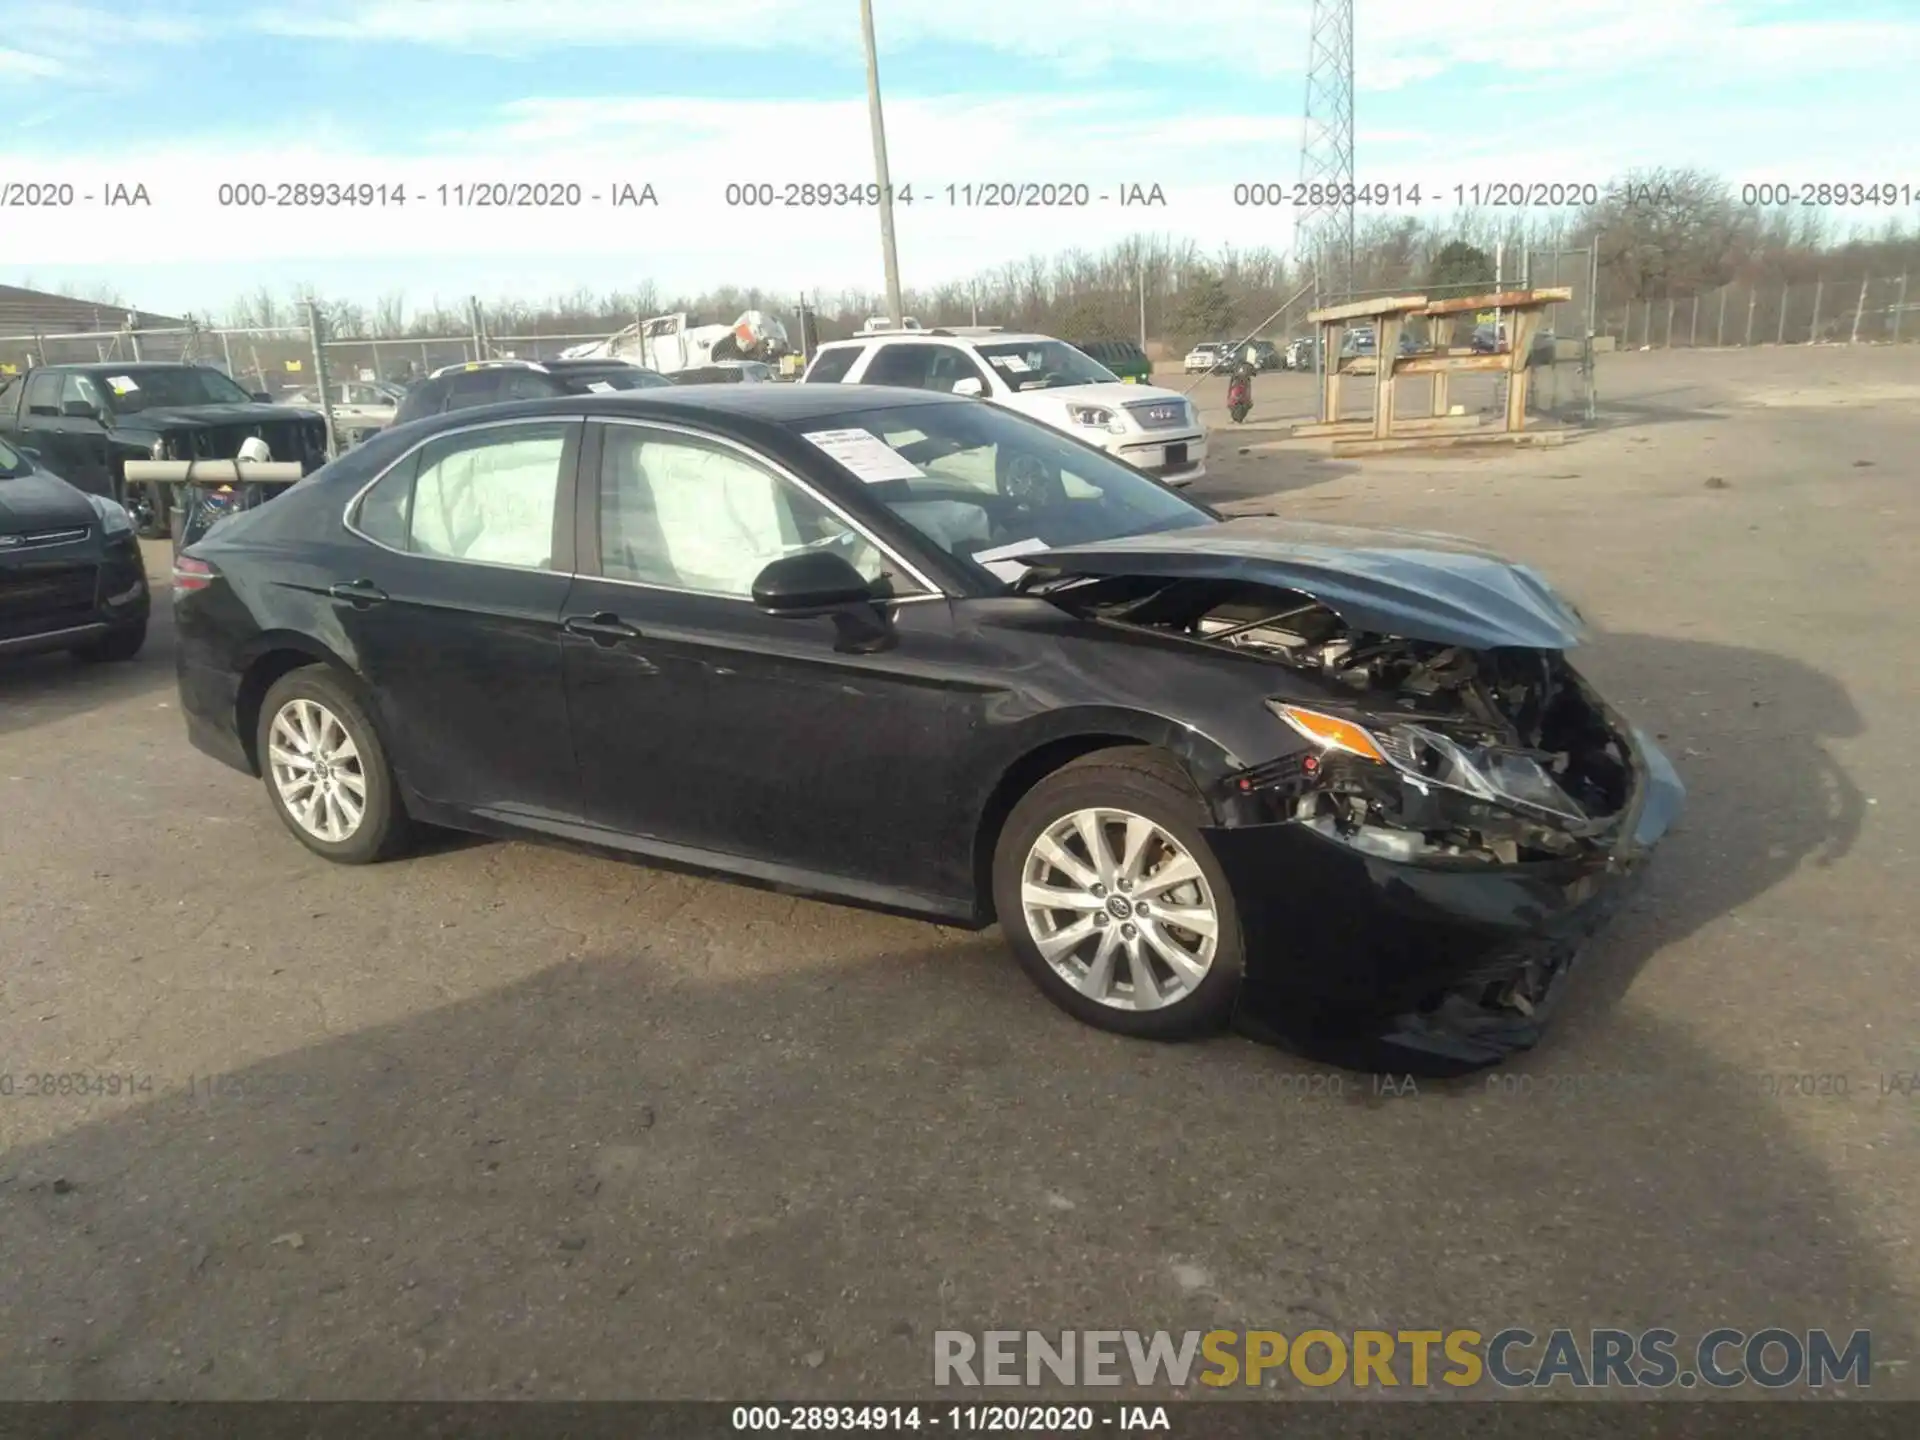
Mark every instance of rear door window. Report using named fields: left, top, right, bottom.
left=406, top=421, right=571, bottom=569
left=802, top=347, right=862, bottom=384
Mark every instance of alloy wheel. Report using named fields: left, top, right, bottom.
left=267, top=697, right=367, bottom=843
left=1019, top=807, right=1220, bottom=1011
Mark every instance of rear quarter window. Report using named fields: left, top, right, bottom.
left=351, top=454, right=418, bottom=548
left=802, top=348, right=862, bottom=384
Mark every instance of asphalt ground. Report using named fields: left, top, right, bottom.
left=1, top=344, right=1915, bottom=1401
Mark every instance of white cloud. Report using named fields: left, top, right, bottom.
left=0, top=47, right=65, bottom=77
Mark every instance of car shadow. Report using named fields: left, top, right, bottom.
left=0, top=932, right=1905, bottom=1400
left=1551, top=628, right=1865, bottom=1021
left=0, top=594, right=176, bottom=740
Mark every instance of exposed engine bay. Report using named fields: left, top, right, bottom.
left=1060, top=575, right=1638, bottom=865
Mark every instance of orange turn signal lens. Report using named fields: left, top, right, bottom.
left=1269, top=703, right=1389, bottom=763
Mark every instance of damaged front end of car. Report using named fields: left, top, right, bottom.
left=1022, top=520, right=1685, bottom=1074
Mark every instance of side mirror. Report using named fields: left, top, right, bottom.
left=950, top=377, right=985, bottom=398
left=251, top=392, right=272, bottom=403
left=752, top=549, right=874, bottom=617
left=60, top=399, right=100, bottom=420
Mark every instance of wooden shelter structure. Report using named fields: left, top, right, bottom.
left=1292, top=287, right=1574, bottom=454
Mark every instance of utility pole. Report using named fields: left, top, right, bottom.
left=859, top=0, right=905, bottom=328
left=1295, top=0, right=1356, bottom=297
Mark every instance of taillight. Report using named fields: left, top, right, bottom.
left=172, top=555, right=215, bottom=592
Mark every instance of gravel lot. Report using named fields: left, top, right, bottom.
left=1, top=345, right=1916, bottom=1401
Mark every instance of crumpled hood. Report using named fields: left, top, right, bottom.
left=0, top=465, right=96, bottom=534
left=1021, top=515, right=1588, bottom=650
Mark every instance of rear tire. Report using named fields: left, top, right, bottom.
left=992, top=747, right=1244, bottom=1040
left=256, top=665, right=413, bottom=865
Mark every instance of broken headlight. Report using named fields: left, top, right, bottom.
left=1267, top=701, right=1590, bottom=827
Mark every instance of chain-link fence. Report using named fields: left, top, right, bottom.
left=1600, top=275, right=1915, bottom=349
left=0, top=306, right=636, bottom=395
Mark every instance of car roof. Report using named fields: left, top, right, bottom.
left=48, top=360, right=215, bottom=372
left=818, top=330, right=1054, bottom=351
left=404, top=382, right=968, bottom=427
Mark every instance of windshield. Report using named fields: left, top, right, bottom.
left=789, top=399, right=1215, bottom=589
left=973, top=340, right=1117, bottom=391
left=92, top=366, right=255, bottom=412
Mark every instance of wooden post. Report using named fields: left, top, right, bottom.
left=1374, top=315, right=1402, bottom=439
left=1319, top=320, right=1340, bottom=422
left=1809, top=278, right=1823, bottom=343
left=1504, top=310, right=1540, bottom=432
left=1717, top=287, right=1727, bottom=347
left=1689, top=295, right=1699, bottom=347
left=1745, top=288, right=1757, bottom=346
left=1431, top=370, right=1450, bottom=417
left=1850, top=275, right=1869, bottom=344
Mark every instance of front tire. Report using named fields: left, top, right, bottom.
left=133, top=482, right=172, bottom=540
left=256, top=665, right=413, bottom=865
left=993, top=747, right=1244, bottom=1040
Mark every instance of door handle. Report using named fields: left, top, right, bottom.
left=328, top=579, right=388, bottom=607
left=563, top=612, right=643, bottom=646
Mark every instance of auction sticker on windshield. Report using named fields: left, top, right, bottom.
left=802, top=428, right=924, bottom=483
left=993, top=354, right=1031, bottom=372
left=106, top=375, right=139, bottom=393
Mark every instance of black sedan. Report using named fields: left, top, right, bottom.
left=0, top=434, right=150, bottom=661
left=171, top=384, right=1682, bottom=1072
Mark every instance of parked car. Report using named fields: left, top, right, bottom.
left=1283, top=337, right=1318, bottom=371
left=282, top=379, right=408, bottom=447
left=803, top=330, right=1206, bottom=486
left=173, top=384, right=1682, bottom=1072
left=670, top=361, right=776, bottom=384
left=1073, top=338, right=1153, bottom=384
left=1241, top=340, right=1282, bottom=372
left=0, top=362, right=328, bottom=539
left=1341, top=327, right=1378, bottom=357
left=0, top=432, right=150, bottom=662
left=1183, top=342, right=1227, bottom=375
left=392, top=358, right=672, bottom=426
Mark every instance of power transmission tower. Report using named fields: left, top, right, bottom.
left=1296, top=0, right=1356, bottom=300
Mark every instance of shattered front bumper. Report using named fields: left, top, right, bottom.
left=1203, top=729, right=1685, bottom=1076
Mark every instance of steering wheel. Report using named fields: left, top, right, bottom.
left=996, top=450, right=1068, bottom=511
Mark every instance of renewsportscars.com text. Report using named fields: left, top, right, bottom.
left=933, top=1327, right=1871, bottom=1390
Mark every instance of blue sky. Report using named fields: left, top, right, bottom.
left=3, top=0, right=1916, bottom=322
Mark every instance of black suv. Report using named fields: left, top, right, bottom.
left=392, top=359, right=671, bottom=426
left=0, top=433, right=150, bottom=662
left=0, top=363, right=328, bottom=539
